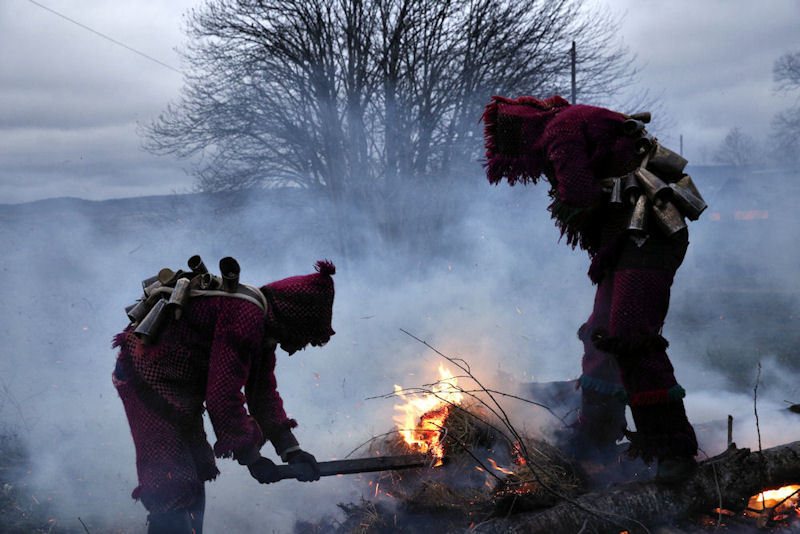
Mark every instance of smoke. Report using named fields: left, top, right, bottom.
left=0, top=166, right=799, bottom=532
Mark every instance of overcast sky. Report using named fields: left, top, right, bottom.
left=1, top=0, right=798, bottom=204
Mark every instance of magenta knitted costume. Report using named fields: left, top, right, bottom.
left=482, top=96, right=697, bottom=462
left=262, top=260, right=336, bottom=355
left=113, top=261, right=335, bottom=514
left=483, top=96, right=640, bottom=259
left=592, top=234, right=697, bottom=462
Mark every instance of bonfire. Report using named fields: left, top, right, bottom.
left=296, top=334, right=800, bottom=534
left=294, top=358, right=585, bottom=534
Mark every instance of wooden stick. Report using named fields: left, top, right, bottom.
left=272, top=454, right=432, bottom=481
left=727, top=415, right=733, bottom=448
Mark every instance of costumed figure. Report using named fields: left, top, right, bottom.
left=481, top=95, right=707, bottom=482
left=113, top=257, right=336, bottom=533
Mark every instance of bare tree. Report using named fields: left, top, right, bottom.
left=143, top=0, right=637, bottom=196
left=771, top=50, right=800, bottom=168
left=770, top=108, right=800, bottom=168
left=774, top=50, right=800, bottom=93
left=713, top=126, right=759, bottom=167
left=142, top=0, right=642, bottom=254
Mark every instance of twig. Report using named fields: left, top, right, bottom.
left=413, top=380, right=535, bottom=474
left=344, top=431, right=400, bottom=458
left=344, top=429, right=443, bottom=459
left=432, top=422, right=504, bottom=483
left=397, top=328, right=651, bottom=534
left=358, top=385, right=529, bottom=467
left=368, top=386, right=566, bottom=425
left=754, top=361, right=766, bottom=510
left=398, top=330, right=537, bottom=468
left=576, top=518, right=589, bottom=534
left=395, top=329, right=575, bottom=489
left=754, top=362, right=763, bottom=455
left=381, top=386, right=526, bottom=467
left=429, top=384, right=566, bottom=425
left=78, top=517, right=91, bottom=533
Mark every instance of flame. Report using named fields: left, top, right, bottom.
left=748, top=485, right=800, bottom=511
left=393, top=364, right=463, bottom=465
left=487, top=458, right=515, bottom=475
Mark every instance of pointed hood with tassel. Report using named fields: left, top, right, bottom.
left=261, top=260, right=336, bottom=355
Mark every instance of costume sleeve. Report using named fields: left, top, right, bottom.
left=245, top=338, right=299, bottom=458
left=545, top=117, right=604, bottom=208
left=205, top=300, right=266, bottom=460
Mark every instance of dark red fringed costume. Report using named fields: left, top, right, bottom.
left=113, top=261, right=335, bottom=519
left=482, top=96, right=698, bottom=464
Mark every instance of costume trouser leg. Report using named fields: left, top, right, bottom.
left=593, top=231, right=698, bottom=464
left=147, top=509, right=192, bottom=534
left=605, top=268, right=697, bottom=463
left=113, top=362, right=216, bottom=533
left=575, top=276, right=627, bottom=452
left=188, top=489, right=205, bottom=534
left=147, top=487, right=205, bottom=534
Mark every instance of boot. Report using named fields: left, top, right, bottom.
left=626, top=401, right=698, bottom=467
left=562, top=388, right=627, bottom=462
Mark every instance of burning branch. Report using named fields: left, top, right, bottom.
left=395, top=329, right=543, bottom=460
left=392, top=364, right=462, bottom=465
left=305, top=337, right=800, bottom=534
left=390, top=329, right=652, bottom=534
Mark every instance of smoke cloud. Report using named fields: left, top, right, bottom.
left=0, top=164, right=798, bottom=532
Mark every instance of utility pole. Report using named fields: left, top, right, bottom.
left=570, top=41, right=577, bottom=104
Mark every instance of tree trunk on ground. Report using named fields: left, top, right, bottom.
left=473, top=441, right=800, bottom=534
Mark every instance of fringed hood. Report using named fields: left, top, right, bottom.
left=481, top=94, right=570, bottom=186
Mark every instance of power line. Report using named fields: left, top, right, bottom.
left=25, top=0, right=183, bottom=74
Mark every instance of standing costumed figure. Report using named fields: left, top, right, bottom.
left=113, top=258, right=336, bottom=533
left=482, top=95, right=707, bottom=482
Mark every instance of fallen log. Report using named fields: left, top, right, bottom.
left=473, top=441, right=800, bottom=534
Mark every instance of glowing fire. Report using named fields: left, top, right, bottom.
left=393, top=364, right=463, bottom=464
left=748, top=485, right=800, bottom=511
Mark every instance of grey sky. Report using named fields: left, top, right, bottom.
left=602, top=0, right=800, bottom=160
left=1, top=0, right=194, bottom=203
left=1, top=0, right=798, bottom=203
